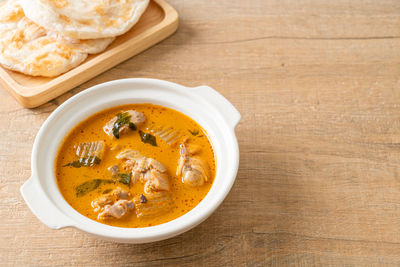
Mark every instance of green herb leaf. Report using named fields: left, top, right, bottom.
left=129, top=122, right=136, bottom=130
left=188, top=129, right=199, bottom=136
left=139, top=130, right=157, bottom=146
left=63, top=161, right=83, bottom=168
left=112, top=112, right=135, bottom=139
left=63, top=156, right=101, bottom=168
left=75, top=179, right=114, bottom=197
left=117, top=173, right=131, bottom=186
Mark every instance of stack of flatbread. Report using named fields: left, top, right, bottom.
left=0, top=0, right=149, bottom=77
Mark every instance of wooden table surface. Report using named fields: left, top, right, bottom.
left=1, top=0, right=400, bottom=266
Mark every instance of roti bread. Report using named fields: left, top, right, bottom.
left=0, top=0, right=114, bottom=77
left=20, top=0, right=150, bottom=39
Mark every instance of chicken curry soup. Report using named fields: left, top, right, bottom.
left=55, top=104, right=216, bottom=228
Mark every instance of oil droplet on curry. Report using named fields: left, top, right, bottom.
left=55, top=104, right=216, bottom=228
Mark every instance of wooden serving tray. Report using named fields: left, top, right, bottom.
left=0, top=0, right=178, bottom=108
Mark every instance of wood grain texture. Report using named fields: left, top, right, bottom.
left=1, top=0, right=400, bottom=266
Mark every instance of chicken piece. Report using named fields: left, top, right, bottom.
left=180, top=157, right=209, bottom=187
left=177, top=140, right=209, bottom=186
left=147, top=158, right=167, bottom=172
left=98, top=200, right=134, bottom=220
left=118, top=150, right=166, bottom=172
left=103, top=110, right=146, bottom=138
left=143, top=169, right=169, bottom=194
left=117, top=149, right=170, bottom=193
left=92, top=187, right=130, bottom=211
left=118, top=150, right=148, bottom=186
left=128, top=156, right=149, bottom=173
left=116, top=189, right=130, bottom=199
left=91, top=188, right=133, bottom=220
left=133, top=192, right=174, bottom=218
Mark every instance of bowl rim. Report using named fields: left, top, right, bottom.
left=21, top=78, right=241, bottom=243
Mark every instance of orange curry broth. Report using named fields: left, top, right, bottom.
left=55, top=104, right=216, bottom=228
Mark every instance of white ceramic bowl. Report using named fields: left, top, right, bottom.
left=21, top=78, right=240, bottom=243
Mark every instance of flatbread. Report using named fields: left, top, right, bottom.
left=20, top=0, right=150, bottom=39
left=48, top=32, right=115, bottom=54
left=0, top=0, right=114, bottom=77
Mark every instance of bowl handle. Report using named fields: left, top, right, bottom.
left=189, top=86, right=241, bottom=128
left=20, top=176, right=74, bottom=229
